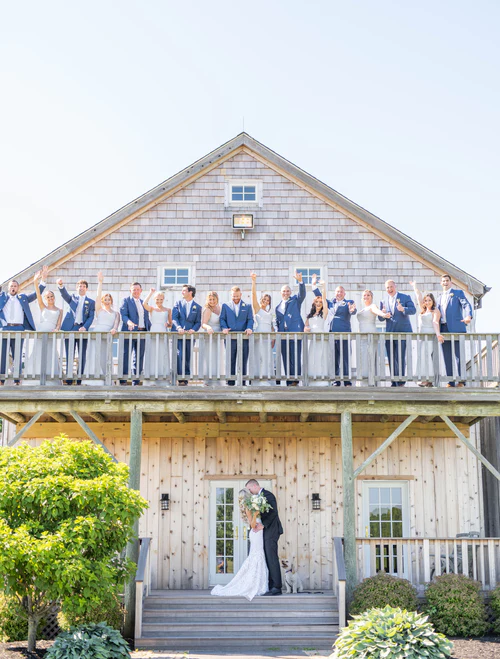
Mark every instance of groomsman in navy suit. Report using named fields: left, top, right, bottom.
left=313, top=275, right=357, bottom=386
left=57, top=276, right=95, bottom=385
left=172, top=284, right=202, bottom=385
left=119, top=282, right=151, bottom=385
left=275, top=272, right=306, bottom=386
left=379, top=279, right=416, bottom=386
left=436, top=274, right=472, bottom=387
left=0, top=268, right=47, bottom=385
left=220, top=286, right=254, bottom=386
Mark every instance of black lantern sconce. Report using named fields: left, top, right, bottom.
left=160, top=493, right=170, bottom=511
left=312, top=493, right=321, bottom=511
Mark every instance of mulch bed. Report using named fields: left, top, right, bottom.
left=0, top=641, right=52, bottom=658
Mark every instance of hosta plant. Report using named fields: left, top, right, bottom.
left=331, top=606, right=453, bottom=659
left=46, top=622, right=131, bottom=659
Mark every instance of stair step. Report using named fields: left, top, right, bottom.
left=143, top=609, right=336, bottom=619
left=137, top=637, right=336, bottom=650
left=143, top=622, right=338, bottom=632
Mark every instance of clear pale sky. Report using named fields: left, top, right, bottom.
left=1, top=0, right=498, bottom=329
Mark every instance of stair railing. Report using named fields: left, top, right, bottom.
left=134, top=537, right=152, bottom=639
left=333, top=537, right=347, bottom=629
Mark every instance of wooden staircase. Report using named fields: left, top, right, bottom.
left=136, top=589, right=338, bottom=653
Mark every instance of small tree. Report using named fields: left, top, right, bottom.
left=0, top=435, right=147, bottom=652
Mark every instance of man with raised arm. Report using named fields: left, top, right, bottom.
left=275, top=271, right=306, bottom=386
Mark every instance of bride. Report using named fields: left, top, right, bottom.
left=211, top=488, right=268, bottom=601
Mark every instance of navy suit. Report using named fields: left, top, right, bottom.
left=59, top=287, right=96, bottom=383
left=437, top=288, right=473, bottom=385
left=379, top=292, right=416, bottom=385
left=172, top=299, right=202, bottom=380
left=119, top=295, right=151, bottom=384
left=275, top=282, right=306, bottom=384
left=220, top=301, right=254, bottom=385
left=314, top=289, right=357, bottom=385
left=0, top=286, right=44, bottom=383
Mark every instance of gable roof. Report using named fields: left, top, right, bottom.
left=3, top=132, right=488, bottom=299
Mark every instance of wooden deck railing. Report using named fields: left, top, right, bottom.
left=333, top=537, right=347, bottom=628
left=357, top=537, right=500, bottom=591
left=134, top=537, right=152, bottom=640
left=1, top=330, right=499, bottom=386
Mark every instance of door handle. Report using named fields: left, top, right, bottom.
left=365, top=525, right=369, bottom=538
left=243, top=526, right=247, bottom=541
left=234, top=526, right=239, bottom=540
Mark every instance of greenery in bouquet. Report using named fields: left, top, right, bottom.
left=244, top=493, right=273, bottom=514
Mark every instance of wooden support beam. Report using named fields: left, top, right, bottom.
left=217, top=411, right=227, bottom=424
left=173, top=412, right=186, bottom=424
left=259, top=412, right=268, bottom=423
left=48, top=412, right=67, bottom=423
left=124, top=408, right=143, bottom=640
left=353, top=415, right=418, bottom=479
left=0, top=412, right=25, bottom=426
left=88, top=412, right=106, bottom=423
left=341, top=410, right=356, bottom=607
left=300, top=413, right=309, bottom=423
left=7, top=411, right=44, bottom=447
left=441, top=415, right=500, bottom=482
left=68, top=410, right=117, bottom=462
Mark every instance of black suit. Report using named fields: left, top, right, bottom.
left=260, top=488, right=283, bottom=591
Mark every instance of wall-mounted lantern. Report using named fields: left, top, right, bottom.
left=160, top=493, right=170, bottom=511
left=312, top=493, right=321, bottom=511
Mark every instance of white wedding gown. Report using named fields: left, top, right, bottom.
left=211, top=528, right=269, bottom=601
left=307, top=314, right=329, bottom=385
left=253, top=308, right=274, bottom=382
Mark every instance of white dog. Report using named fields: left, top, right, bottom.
left=281, top=559, right=304, bottom=594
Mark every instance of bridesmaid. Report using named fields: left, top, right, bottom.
left=356, top=290, right=381, bottom=382
left=304, top=280, right=328, bottom=385
left=143, top=289, right=172, bottom=383
left=88, top=272, right=120, bottom=380
left=200, top=291, right=223, bottom=385
left=411, top=282, right=443, bottom=387
left=27, top=271, right=62, bottom=382
left=250, top=273, right=274, bottom=383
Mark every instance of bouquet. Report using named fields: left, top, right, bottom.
left=243, top=493, right=272, bottom=515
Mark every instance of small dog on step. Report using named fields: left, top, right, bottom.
left=281, top=559, right=304, bottom=594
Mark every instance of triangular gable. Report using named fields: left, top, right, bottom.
left=3, top=133, right=488, bottom=298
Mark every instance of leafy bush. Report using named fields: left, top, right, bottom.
left=425, top=574, right=488, bottom=637
left=0, top=593, right=45, bottom=642
left=46, top=622, right=131, bottom=659
left=490, top=585, right=500, bottom=634
left=350, top=572, right=419, bottom=615
left=58, top=591, right=124, bottom=632
left=332, top=606, right=453, bottom=658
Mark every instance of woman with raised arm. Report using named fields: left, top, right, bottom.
left=27, top=270, right=62, bottom=382
left=411, top=282, right=443, bottom=387
left=143, top=288, right=171, bottom=385
left=88, top=271, right=120, bottom=381
left=200, top=291, right=223, bottom=385
left=250, top=272, right=274, bottom=383
left=357, top=289, right=382, bottom=383
left=304, top=279, right=329, bottom=385
left=211, top=488, right=268, bottom=601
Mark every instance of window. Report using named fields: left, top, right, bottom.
left=225, top=180, right=262, bottom=206
left=294, top=265, right=323, bottom=286
left=159, top=264, right=194, bottom=289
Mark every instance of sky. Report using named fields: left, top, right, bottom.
left=0, top=0, right=498, bottom=329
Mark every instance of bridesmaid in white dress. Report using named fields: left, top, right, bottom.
left=411, top=282, right=443, bottom=387
left=250, top=273, right=274, bottom=383
left=357, top=290, right=381, bottom=381
left=143, top=289, right=172, bottom=383
left=27, top=272, right=62, bottom=382
left=304, top=281, right=329, bottom=385
left=88, top=272, right=120, bottom=380
left=200, top=291, right=224, bottom=385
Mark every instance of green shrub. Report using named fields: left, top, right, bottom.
left=332, top=606, right=453, bottom=658
left=46, top=622, right=130, bottom=659
left=425, top=574, right=488, bottom=637
left=490, top=585, right=500, bottom=634
left=58, top=591, right=124, bottom=632
left=0, top=593, right=44, bottom=642
left=350, top=572, right=419, bottom=615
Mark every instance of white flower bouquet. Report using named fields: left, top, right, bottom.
left=243, top=493, right=272, bottom=515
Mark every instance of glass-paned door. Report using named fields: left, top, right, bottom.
left=362, top=481, right=409, bottom=578
left=208, top=479, right=272, bottom=586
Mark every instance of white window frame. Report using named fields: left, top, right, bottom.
left=158, top=263, right=195, bottom=290
left=225, top=180, right=263, bottom=207
left=291, top=264, right=327, bottom=287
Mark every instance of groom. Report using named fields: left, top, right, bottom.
left=246, top=479, right=283, bottom=596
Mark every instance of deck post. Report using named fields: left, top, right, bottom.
left=341, top=410, right=356, bottom=606
left=124, top=407, right=143, bottom=641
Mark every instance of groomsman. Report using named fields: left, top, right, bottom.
left=119, top=282, right=151, bottom=385
left=275, top=272, right=306, bottom=386
left=57, top=276, right=95, bottom=385
left=172, top=284, right=202, bottom=386
left=436, top=274, right=472, bottom=387
left=220, top=286, right=254, bottom=385
left=313, top=275, right=356, bottom=386
left=379, top=279, right=416, bottom=386
left=0, top=268, right=47, bottom=385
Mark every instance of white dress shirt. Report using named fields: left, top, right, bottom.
left=388, top=293, right=398, bottom=314
left=134, top=297, right=145, bottom=329
left=4, top=295, right=24, bottom=325
left=184, top=299, right=192, bottom=317
left=232, top=301, right=240, bottom=317
left=441, top=289, right=451, bottom=323
left=278, top=299, right=287, bottom=315
left=75, top=295, right=86, bottom=325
